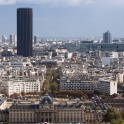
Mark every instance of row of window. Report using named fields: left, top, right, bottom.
left=62, top=88, right=94, bottom=91
left=63, top=82, right=96, bottom=84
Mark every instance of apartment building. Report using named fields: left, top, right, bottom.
left=84, top=110, right=105, bottom=122
left=0, top=78, right=40, bottom=96
left=102, top=95, right=124, bottom=113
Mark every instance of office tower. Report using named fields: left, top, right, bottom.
left=2, top=35, right=7, bottom=43
left=17, top=8, right=33, bottom=57
left=103, top=30, right=112, bottom=43
left=34, top=35, right=39, bottom=44
left=10, top=34, right=16, bottom=44
left=67, top=43, right=77, bottom=52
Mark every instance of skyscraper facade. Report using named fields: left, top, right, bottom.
left=10, top=34, right=16, bottom=44
left=34, top=35, right=39, bottom=44
left=17, top=8, right=33, bottom=57
left=2, top=35, right=7, bottom=43
left=103, top=30, right=112, bottom=43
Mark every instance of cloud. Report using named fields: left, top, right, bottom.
left=0, top=0, right=16, bottom=5
left=1, top=0, right=124, bottom=6
left=67, top=0, right=81, bottom=6
left=17, top=0, right=82, bottom=6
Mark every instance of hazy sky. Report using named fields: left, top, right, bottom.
left=1, top=0, right=124, bottom=38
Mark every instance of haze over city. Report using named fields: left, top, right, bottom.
left=1, top=0, right=124, bottom=37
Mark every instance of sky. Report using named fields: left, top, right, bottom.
left=1, top=0, right=124, bottom=38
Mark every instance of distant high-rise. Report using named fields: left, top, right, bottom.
left=10, top=34, right=16, bottom=44
left=2, top=35, right=7, bottom=43
left=34, top=35, right=39, bottom=44
left=103, top=30, right=112, bottom=43
left=17, top=8, right=33, bottom=57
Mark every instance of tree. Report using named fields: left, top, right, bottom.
left=5, top=108, right=9, bottom=113
left=46, top=69, right=52, bottom=76
left=95, top=106, right=101, bottom=110
left=37, top=92, right=42, bottom=96
left=94, top=90, right=101, bottom=95
left=21, top=91, right=25, bottom=96
left=121, top=112, right=124, bottom=120
left=51, top=81, right=58, bottom=93
left=3, top=122, right=11, bottom=124
left=104, top=108, right=123, bottom=122
left=43, top=83, right=50, bottom=92
left=100, top=94, right=107, bottom=99
left=82, top=94, right=88, bottom=99
left=111, top=118, right=124, bottom=124
left=56, top=90, right=83, bottom=98
left=85, top=106, right=91, bottom=111
left=10, top=93, right=20, bottom=99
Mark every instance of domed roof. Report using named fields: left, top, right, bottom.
left=40, top=94, right=53, bottom=105
left=71, top=57, right=76, bottom=61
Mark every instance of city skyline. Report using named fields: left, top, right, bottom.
left=1, top=0, right=124, bottom=37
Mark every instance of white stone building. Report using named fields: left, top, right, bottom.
left=0, top=78, right=40, bottom=96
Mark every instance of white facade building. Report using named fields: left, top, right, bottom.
left=0, top=78, right=40, bottom=96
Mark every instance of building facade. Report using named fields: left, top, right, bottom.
left=79, top=43, right=124, bottom=53
left=102, top=95, right=124, bottom=114
left=97, top=78, right=117, bottom=95
left=103, top=30, right=112, bottom=43
left=10, top=34, right=16, bottom=44
left=2, top=35, right=7, bottom=43
left=59, top=77, right=98, bottom=92
left=0, top=78, right=40, bottom=96
left=34, top=35, right=39, bottom=44
left=59, top=77, right=117, bottom=95
left=17, top=8, right=33, bottom=57
left=9, top=94, right=85, bottom=123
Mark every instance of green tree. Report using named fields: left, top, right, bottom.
left=95, top=106, right=101, bottom=110
left=111, top=118, right=124, bottom=124
left=43, top=83, right=50, bottom=92
left=104, top=108, right=123, bottom=122
left=46, top=69, right=52, bottom=76
left=5, top=108, right=9, bottom=113
left=2, top=122, right=11, bottom=124
left=85, top=106, right=91, bottom=110
left=51, top=81, right=58, bottom=92
left=94, top=90, right=101, bottom=95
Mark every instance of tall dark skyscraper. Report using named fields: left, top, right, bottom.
left=17, top=8, right=33, bottom=57
left=103, top=30, right=112, bottom=43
